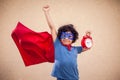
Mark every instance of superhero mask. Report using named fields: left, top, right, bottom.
left=60, top=32, right=74, bottom=40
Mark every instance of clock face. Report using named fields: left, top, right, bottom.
left=85, top=38, right=92, bottom=48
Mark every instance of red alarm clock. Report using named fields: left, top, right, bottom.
left=81, top=31, right=93, bottom=49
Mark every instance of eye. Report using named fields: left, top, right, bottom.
left=69, top=35, right=72, bottom=37
left=69, top=35, right=73, bottom=38
left=64, top=34, right=66, bottom=37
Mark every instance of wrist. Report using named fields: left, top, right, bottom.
left=44, top=10, right=49, bottom=13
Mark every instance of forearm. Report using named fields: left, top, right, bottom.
left=82, top=47, right=89, bottom=52
left=43, top=5, right=57, bottom=41
left=44, top=11, right=56, bottom=30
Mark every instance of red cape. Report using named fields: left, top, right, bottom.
left=11, top=22, right=54, bottom=66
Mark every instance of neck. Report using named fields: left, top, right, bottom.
left=61, top=42, right=72, bottom=51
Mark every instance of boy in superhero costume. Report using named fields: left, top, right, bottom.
left=43, top=5, right=91, bottom=80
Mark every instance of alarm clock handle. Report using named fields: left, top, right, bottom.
left=85, top=31, right=92, bottom=39
left=85, top=31, right=91, bottom=36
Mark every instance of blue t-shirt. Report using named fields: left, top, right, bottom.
left=51, top=38, right=82, bottom=79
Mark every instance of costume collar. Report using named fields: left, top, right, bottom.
left=61, top=42, right=72, bottom=51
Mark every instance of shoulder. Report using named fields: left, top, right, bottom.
left=54, top=37, right=61, bottom=46
left=73, top=46, right=83, bottom=54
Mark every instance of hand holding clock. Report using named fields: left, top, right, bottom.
left=81, top=31, right=93, bottom=51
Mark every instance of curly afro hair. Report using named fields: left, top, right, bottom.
left=57, top=24, right=79, bottom=43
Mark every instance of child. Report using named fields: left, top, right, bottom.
left=43, top=5, right=91, bottom=80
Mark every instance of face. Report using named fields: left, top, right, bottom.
left=60, top=31, right=74, bottom=45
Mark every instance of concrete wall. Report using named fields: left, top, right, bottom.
left=0, top=0, right=120, bottom=80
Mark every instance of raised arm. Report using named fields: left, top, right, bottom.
left=43, top=5, right=57, bottom=42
